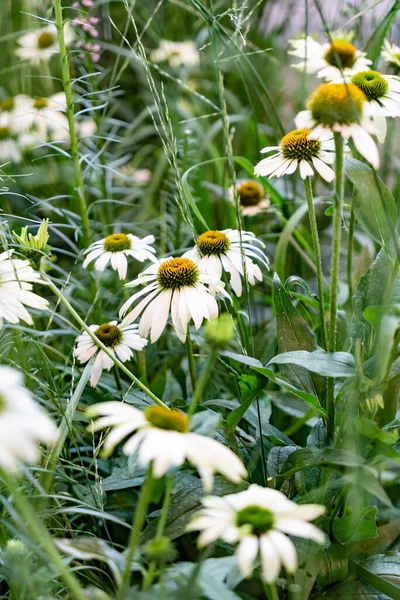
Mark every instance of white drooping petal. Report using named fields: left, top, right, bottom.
left=236, top=536, right=259, bottom=578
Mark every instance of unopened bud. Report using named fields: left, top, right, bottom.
left=205, top=314, right=235, bottom=349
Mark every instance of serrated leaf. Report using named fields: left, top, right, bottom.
left=269, top=349, right=355, bottom=378
left=345, top=157, right=397, bottom=253
left=333, top=507, right=378, bottom=545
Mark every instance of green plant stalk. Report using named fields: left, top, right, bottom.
left=44, top=275, right=168, bottom=409
left=0, top=469, right=87, bottom=600
left=326, top=133, right=344, bottom=440
left=347, top=204, right=356, bottom=302
left=143, top=474, right=175, bottom=590
left=186, top=329, right=197, bottom=392
left=188, top=349, right=216, bottom=417
left=263, top=581, right=280, bottom=600
left=118, top=470, right=154, bottom=600
left=54, top=0, right=91, bottom=247
left=303, top=176, right=327, bottom=349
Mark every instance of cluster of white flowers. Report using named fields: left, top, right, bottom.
left=0, top=92, right=96, bottom=163
left=255, top=35, right=400, bottom=178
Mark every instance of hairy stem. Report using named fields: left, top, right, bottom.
left=54, top=0, right=91, bottom=246
left=304, top=176, right=327, bottom=349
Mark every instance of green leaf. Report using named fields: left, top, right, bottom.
left=354, top=418, right=399, bottom=446
left=317, top=543, right=349, bottom=587
left=273, top=274, right=325, bottom=398
left=350, top=553, right=400, bottom=599
left=345, top=157, right=397, bottom=253
left=274, top=202, right=309, bottom=281
left=268, top=349, right=355, bottom=378
left=350, top=249, right=400, bottom=348
left=364, top=0, right=400, bottom=66
left=333, top=507, right=378, bottom=545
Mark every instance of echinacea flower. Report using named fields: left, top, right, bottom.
left=0, top=366, right=57, bottom=472
left=382, top=40, right=400, bottom=69
left=254, top=128, right=336, bottom=182
left=228, top=180, right=270, bottom=217
left=12, top=93, right=69, bottom=142
left=86, top=403, right=247, bottom=491
left=83, top=233, right=156, bottom=280
left=184, top=230, right=268, bottom=297
left=15, top=24, right=75, bottom=64
left=187, top=484, right=325, bottom=582
left=289, top=36, right=371, bottom=81
left=347, top=70, right=400, bottom=142
left=0, top=116, right=21, bottom=164
left=74, top=321, right=147, bottom=387
left=120, top=256, right=230, bottom=343
left=295, top=82, right=380, bottom=169
left=150, top=40, right=199, bottom=68
left=0, top=250, right=48, bottom=328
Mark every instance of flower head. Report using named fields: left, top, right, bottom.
left=15, top=24, right=75, bottom=64
left=289, top=35, right=371, bottom=81
left=255, top=128, right=336, bottom=182
left=150, top=40, right=199, bottom=68
left=347, top=71, right=400, bottom=142
left=13, top=219, right=50, bottom=269
left=74, top=321, right=147, bottom=387
left=120, top=256, right=230, bottom=343
left=0, top=366, right=57, bottom=472
left=0, top=250, right=48, bottom=328
left=0, top=115, right=21, bottom=164
left=87, top=402, right=247, bottom=490
left=12, top=92, right=69, bottom=142
left=382, top=40, right=400, bottom=69
left=184, top=229, right=268, bottom=298
left=228, top=180, right=270, bottom=217
left=187, top=484, right=325, bottom=582
left=83, top=233, right=156, bottom=280
left=295, top=83, right=380, bottom=169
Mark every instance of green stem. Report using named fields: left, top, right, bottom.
left=44, top=275, right=168, bottom=409
left=263, top=581, right=280, bottom=600
left=347, top=204, right=355, bottom=303
left=186, top=329, right=197, bottom=393
left=118, top=470, right=154, bottom=600
left=188, top=350, right=216, bottom=417
left=0, top=470, right=87, bottom=600
left=326, top=132, right=344, bottom=441
left=303, top=177, right=327, bottom=349
left=54, top=0, right=91, bottom=247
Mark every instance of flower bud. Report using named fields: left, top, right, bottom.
left=205, top=314, right=235, bottom=349
left=143, top=536, right=177, bottom=565
left=13, top=219, right=50, bottom=269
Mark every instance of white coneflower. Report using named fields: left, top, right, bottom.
left=83, top=233, right=157, bottom=280
left=228, top=180, right=270, bottom=217
left=0, top=250, right=48, bottom=328
left=15, top=24, right=75, bottom=64
left=345, top=70, right=400, bottom=142
left=187, top=484, right=325, bottom=582
left=295, top=82, right=380, bottom=169
left=382, top=40, right=400, bottom=69
left=0, top=366, right=57, bottom=472
left=254, top=128, right=336, bottom=182
left=13, top=93, right=69, bottom=142
left=150, top=40, right=199, bottom=68
left=184, top=230, right=268, bottom=298
left=87, top=403, right=247, bottom=491
left=74, top=321, right=147, bottom=387
left=120, top=257, right=230, bottom=343
left=0, top=115, right=21, bottom=164
left=289, top=36, right=371, bottom=81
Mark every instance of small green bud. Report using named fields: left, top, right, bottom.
left=142, top=536, right=177, bottom=565
left=12, top=219, right=51, bottom=269
left=205, top=314, right=235, bottom=349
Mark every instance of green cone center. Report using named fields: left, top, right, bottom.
left=236, top=505, right=275, bottom=536
left=104, top=233, right=131, bottom=253
left=37, top=32, right=55, bottom=49
left=351, top=70, right=389, bottom=101
left=144, top=406, right=189, bottom=433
